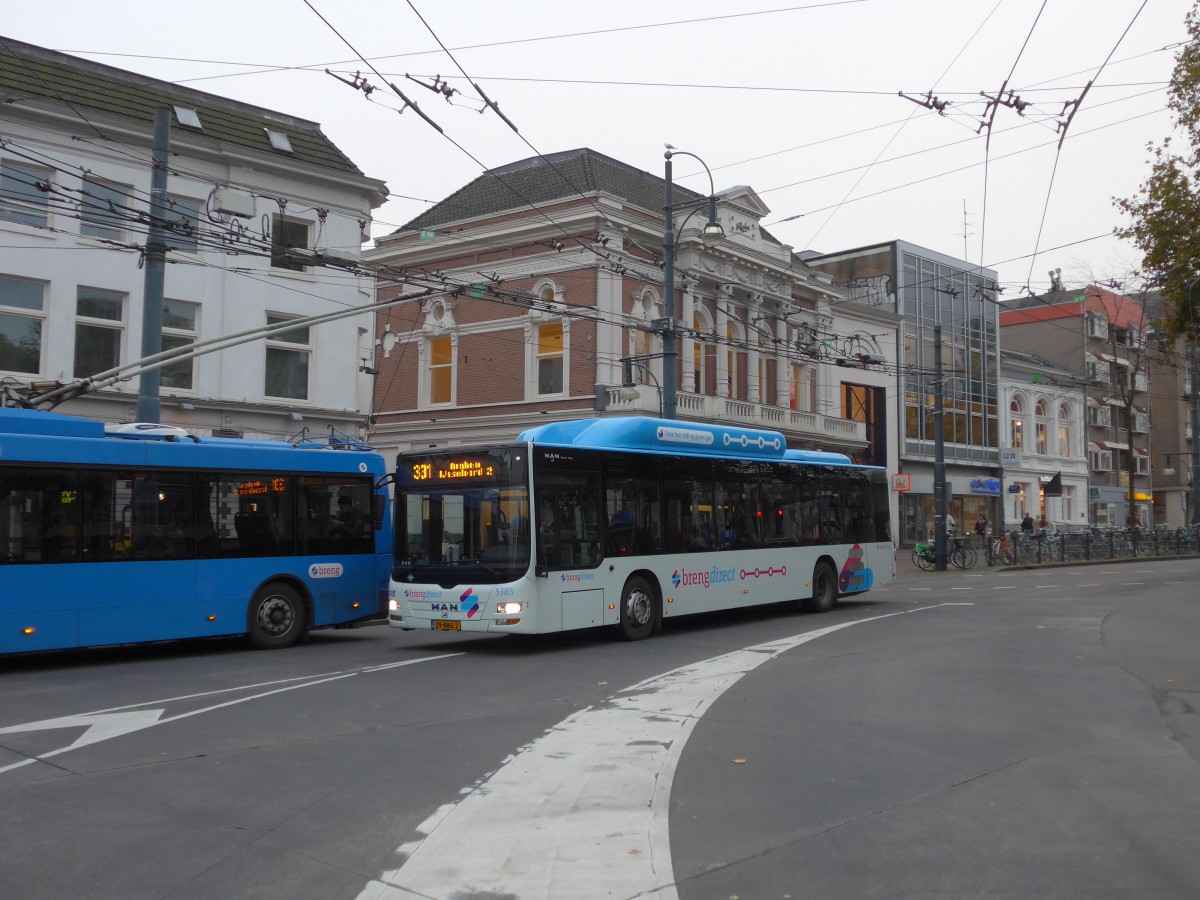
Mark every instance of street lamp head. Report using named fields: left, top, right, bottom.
left=702, top=220, right=725, bottom=244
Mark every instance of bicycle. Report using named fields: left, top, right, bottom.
left=948, top=535, right=977, bottom=569
left=912, top=542, right=935, bottom=570
left=984, top=531, right=1015, bottom=566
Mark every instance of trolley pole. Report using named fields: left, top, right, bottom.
left=933, top=325, right=948, bottom=571
left=135, top=106, right=170, bottom=424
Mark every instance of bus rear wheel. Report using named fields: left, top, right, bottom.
left=619, top=576, right=656, bottom=641
left=802, top=561, right=839, bottom=613
left=247, top=582, right=306, bottom=649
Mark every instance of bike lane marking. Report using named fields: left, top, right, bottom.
left=0, top=654, right=463, bottom=776
left=357, top=604, right=973, bottom=900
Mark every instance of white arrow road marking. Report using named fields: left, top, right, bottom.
left=358, top=605, right=968, bottom=900
left=0, top=654, right=463, bottom=776
left=0, top=709, right=166, bottom=774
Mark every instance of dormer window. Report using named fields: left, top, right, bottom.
left=173, top=106, right=203, bottom=129
left=264, top=129, right=294, bottom=154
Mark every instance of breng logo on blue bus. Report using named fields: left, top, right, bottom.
left=308, top=562, right=344, bottom=579
left=671, top=565, right=737, bottom=589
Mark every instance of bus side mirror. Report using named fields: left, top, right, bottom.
left=372, top=493, right=388, bottom=529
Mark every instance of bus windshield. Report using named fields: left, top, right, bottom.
left=396, top=446, right=529, bottom=583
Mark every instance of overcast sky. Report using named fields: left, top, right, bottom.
left=3, top=0, right=1190, bottom=297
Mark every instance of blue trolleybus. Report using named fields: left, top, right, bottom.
left=389, top=416, right=894, bottom=640
left=0, top=407, right=392, bottom=654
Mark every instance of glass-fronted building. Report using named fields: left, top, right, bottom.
left=807, top=241, right=1001, bottom=544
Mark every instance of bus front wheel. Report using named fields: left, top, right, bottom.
left=802, top=561, right=839, bottom=613
left=619, top=576, right=656, bottom=641
left=247, top=582, right=306, bottom=649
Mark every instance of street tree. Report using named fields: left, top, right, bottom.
left=1115, top=2, right=1200, bottom=339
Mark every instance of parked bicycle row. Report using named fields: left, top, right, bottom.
left=913, top=525, right=1200, bottom=569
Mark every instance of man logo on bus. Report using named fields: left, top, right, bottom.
left=460, top=587, right=480, bottom=618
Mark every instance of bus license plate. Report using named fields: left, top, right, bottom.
left=432, top=620, right=461, bottom=631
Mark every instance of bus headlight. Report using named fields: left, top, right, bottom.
left=388, top=598, right=399, bottom=611
left=496, top=601, right=522, bottom=614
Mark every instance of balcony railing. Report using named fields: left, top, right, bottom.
left=599, top=387, right=866, bottom=447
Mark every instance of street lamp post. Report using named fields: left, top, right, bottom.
left=662, top=149, right=724, bottom=420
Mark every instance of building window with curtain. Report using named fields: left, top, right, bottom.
left=1010, top=397, right=1024, bottom=449
left=428, top=334, right=453, bottom=404
left=74, top=287, right=124, bottom=378
left=1035, top=399, right=1048, bottom=455
left=1058, top=402, right=1071, bottom=457
left=536, top=321, right=564, bottom=395
left=264, top=313, right=309, bottom=400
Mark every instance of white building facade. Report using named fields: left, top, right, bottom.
left=0, top=39, right=387, bottom=439
left=1000, top=349, right=1089, bottom=530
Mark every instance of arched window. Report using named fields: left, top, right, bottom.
left=528, top=280, right=567, bottom=398
left=1010, top=396, right=1025, bottom=450
left=726, top=319, right=746, bottom=400
left=692, top=305, right=714, bottom=394
left=422, top=299, right=456, bottom=407
left=1058, top=401, right=1072, bottom=458
left=1035, top=398, right=1049, bottom=455
left=629, top=289, right=661, bottom=385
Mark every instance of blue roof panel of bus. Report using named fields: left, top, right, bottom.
left=517, top=416, right=850, bottom=462
left=0, top=407, right=385, bottom=475
left=0, top=406, right=105, bottom=438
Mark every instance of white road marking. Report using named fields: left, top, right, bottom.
left=1122, top=583, right=1144, bottom=586
left=0, top=654, right=462, bottom=776
left=950, top=587, right=974, bottom=591
left=357, top=605, right=969, bottom=900
left=993, top=586, right=1017, bottom=590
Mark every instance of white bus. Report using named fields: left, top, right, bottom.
left=388, top=416, right=894, bottom=640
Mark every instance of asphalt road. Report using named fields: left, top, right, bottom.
left=2, top=557, right=1199, bottom=899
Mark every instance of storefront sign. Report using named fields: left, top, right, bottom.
left=1000, top=447, right=1022, bottom=467
left=1008, top=484, right=1023, bottom=493
left=970, top=478, right=1001, bottom=495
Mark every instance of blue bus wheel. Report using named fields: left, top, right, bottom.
left=247, top=582, right=305, bottom=649
left=803, top=561, right=838, bottom=614
left=618, top=576, right=655, bottom=641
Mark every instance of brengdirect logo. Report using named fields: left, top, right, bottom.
left=671, top=565, right=737, bottom=589
left=308, top=562, right=344, bottom=579
left=460, top=587, right=480, bottom=618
